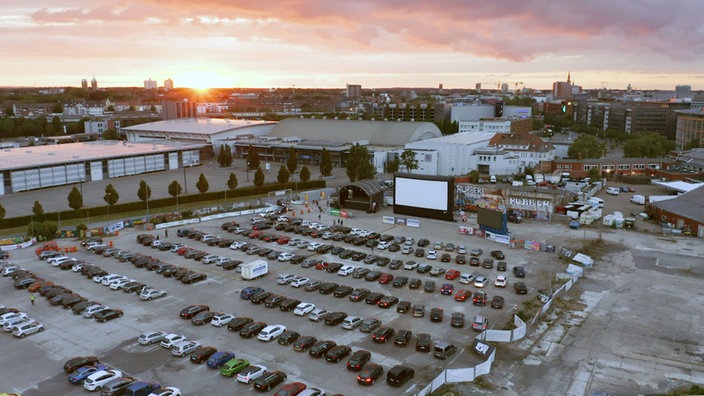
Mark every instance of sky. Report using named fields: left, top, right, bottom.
left=2, top=0, right=704, bottom=91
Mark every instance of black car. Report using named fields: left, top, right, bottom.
left=514, top=282, right=528, bottom=294
left=277, top=330, right=300, bottom=346
left=356, top=364, right=384, bottom=385
left=393, top=329, right=412, bottom=346
left=71, top=300, right=97, bottom=315
left=388, top=244, right=401, bottom=252
left=61, top=295, right=86, bottom=309
left=423, top=280, right=435, bottom=293
left=392, top=276, right=408, bottom=288
left=309, top=340, right=337, bottom=358
left=450, top=312, right=465, bottom=328
left=326, top=262, right=344, bottom=273
left=491, top=250, right=506, bottom=260
left=227, top=317, right=253, bottom=332
left=414, top=248, right=425, bottom=257
left=253, top=370, right=287, bottom=392
left=359, top=318, right=381, bottom=333
left=377, top=296, right=399, bottom=309
left=191, top=311, right=216, bottom=325
left=325, top=345, right=352, bottom=363
left=408, top=278, right=422, bottom=289
left=250, top=291, right=272, bottom=304
left=415, top=333, right=431, bottom=352
left=289, top=255, right=306, bottom=265
left=396, top=301, right=411, bottom=314
left=333, top=285, right=353, bottom=298
left=318, top=282, right=339, bottom=295
left=346, top=350, right=371, bottom=371
left=387, top=365, right=415, bottom=387
left=513, top=265, right=526, bottom=278
left=416, top=264, right=432, bottom=274
left=239, top=321, right=267, bottom=338
left=264, top=294, right=286, bottom=308
left=352, top=267, right=370, bottom=279
left=293, top=336, right=318, bottom=352
left=371, top=326, right=395, bottom=343
left=491, top=295, right=505, bottom=309
left=364, top=271, right=382, bottom=281
left=429, top=307, right=443, bottom=322
left=63, top=356, right=100, bottom=372
left=181, top=272, right=207, bottom=284
left=324, top=311, right=348, bottom=326
left=304, top=281, right=322, bottom=292
left=189, top=346, right=217, bottom=363
left=278, top=298, right=301, bottom=312
left=388, top=259, right=403, bottom=269
left=180, top=304, right=209, bottom=319
left=482, top=258, right=494, bottom=269
left=365, top=292, right=384, bottom=305
left=417, top=238, right=430, bottom=247
left=497, top=261, right=507, bottom=271
left=349, top=288, right=370, bottom=302
left=94, top=309, right=123, bottom=322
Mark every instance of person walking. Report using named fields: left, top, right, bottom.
left=30, top=293, right=35, bottom=305
left=165, top=229, right=168, bottom=238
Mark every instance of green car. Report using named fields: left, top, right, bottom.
left=220, top=358, right=249, bottom=377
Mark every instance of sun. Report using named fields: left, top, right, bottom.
left=173, top=70, right=231, bottom=90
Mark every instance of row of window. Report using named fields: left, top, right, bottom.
left=557, top=163, right=656, bottom=171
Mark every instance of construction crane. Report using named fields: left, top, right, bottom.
left=600, top=81, right=608, bottom=89
left=513, top=82, right=524, bottom=92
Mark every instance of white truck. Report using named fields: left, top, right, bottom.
left=240, top=260, right=268, bottom=280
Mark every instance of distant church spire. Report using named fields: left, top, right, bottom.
left=567, top=71, right=571, bottom=85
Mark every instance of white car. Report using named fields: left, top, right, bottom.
left=298, top=388, right=326, bottom=396
left=290, top=277, right=310, bottom=288
left=277, top=252, right=295, bottom=262
left=0, top=312, right=28, bottom=326
left=97, top=274, right=123, bottom=285
left=200, top=234, right=217, bottom=242
left=403, top=261, right=418, bottom=270
left=229, top=241, right=248, bottom=250
left=138, top=331, right=167, bottom=345
left=337, top=265, right=355, bottom=276
left=12, top=321, right=44, bottom=337
left=321, top=231, right=334, bottom=240
left=170, top=243, right=186, bottom=252
left=211, top=313, right=235, bottom=327
left=277, top=274, right=295, bottom=285
left=71, top=263, right=84, bottom=272
left=4, top=317, right=32, bottom=332
left=294, top=302, right=315, bottom=316
left=307, top=242, right=324, bottom=251
left=214, top=257, right=231, bottom=266
left=201, top=255, right=219, bottom=264
left=49, top=257, right=75, bottom=267
left=1, top=265, right=20, bottom=276
left=277, top=215, right=290, bottom=222
left=287, top=238, right=303, bottom=247
left=84, top=369, right=123, bottom=391
left=237, top=364, right=267, bottom=384
left=102, top=274, right=128, bottom=286
left=140, top=288, right=167, bottom=301
left=171, top=340, right=201, bottom=357
left=474, top=276, right=489, bottom=288
left=457, top=245, right=467, bottom=254
left=109, top=278, right=133, bottom=290
left=160, top=333, right=186, bottom=349
left=150, top=240, right=163, bottom=248
left=296, top=240, right=310, bottom=249
left=341, top=316, right=363, bottom=330
left=426, top=250, right=438, bottom=260
left=308, top=308, right=328, bottom=322
left=459, top=273, right=476, bottom=284
left=257, top=324, right=286, bottom=341
left=376, top=241, right=390, bottom=250
left=148, top=387, right=182, bottom=396
left=401, top=246, right=414, bottom=255
left=82, top=304, right=109, bottom=318
left=494, top=275, right=508, bottom=288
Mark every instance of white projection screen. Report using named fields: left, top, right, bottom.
left=393, top=173, right=454, bottom=221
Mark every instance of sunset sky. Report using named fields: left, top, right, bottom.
left=2, top=0, right=703, bottom=91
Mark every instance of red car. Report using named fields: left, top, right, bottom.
left=176, top=246, right=190, bottom=255
left=454, top=289, right=471, bottom=302
left=248, top=230, right=260, bottom=239
left=378, top=273, right=394, bottom=284
left=277, top=236, right=291, bottom=245
left=445, top=269, right=461, bottom=280
left=315, top=262, right=330, bottom=271
left=273, top=381, right=306, bottom=396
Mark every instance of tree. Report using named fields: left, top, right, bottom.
left=623, top=133, right=675, bottom=158
left=286, top=146, right=298, bottom=174
left=67, top=187, right=83, bottom=211
left=137, top=180, right=152, bottom=203
left=32, top=201, right=44, bottom=219
left=0, top=203, right=5, bottom=221
left=319, top=147, right=332, bottom=177
left=588, top=167, right=601, bottom=180
left=102, top=129, right=119, bottom=140
left=168, top=180, right=182, bottom=198
left=400, top=150, right=419, bottom=172
left=299, top=166, right=311, bottom=182
left=386, top=156, right=400, bottom=174
left=253, top=166, right=265, bottom=187
left=227, top=172, right=238, bottom=190
left=217, top=144, right=233, bottom=167
left=51, top=116, right=63, bottom=135
left=567, top=135, right=605, bottom=159
left=468, top=170, right=480, bottom=183
left=247, top=145, right=261, bottom=170
left=196, top=173, right=209, bottom=193
left=52, top=102, right=63, bottom=114
left=28, top=221, right=57, bottom=240
left=103, top=184, right=119, bottom=206
left=345, top=144, right=376, bottom=182
left=277, top=165, right=290, bottom=184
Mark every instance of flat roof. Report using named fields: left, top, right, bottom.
left=122, top=118, right=276, bottom=135
left=0, top=140, right=207, bottom=171
left=651, top=180, right=704, bottom=193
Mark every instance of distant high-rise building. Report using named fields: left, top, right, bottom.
left=675, top=85, right=692, bottom=99
left=475, top=83, right=482, bottom=92
left=90, top=76, right=98, bottom=90
left=552, top=72, right=572, bottom=99
left=81, top=79, right=88, bottom=90
left=501, top=83, right=509, bottom=93
left=164, top=78, right=174, bottom=91
left=438, top=83, right=443, bottom=91
left=346, top=84, right=361, bottom=99
left=162, top=100, right=197, bottom=120
left=144, top=78, right=157, bottom=90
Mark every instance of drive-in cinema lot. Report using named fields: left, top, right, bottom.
left=0, top=203, right=550, bottom=396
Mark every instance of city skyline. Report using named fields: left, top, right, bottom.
left=2, top=0, right=704, bottom=91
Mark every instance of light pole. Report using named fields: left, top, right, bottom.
left=79, top=179, right=89, bottom=226
left=105, top=192, right=111, bottom=233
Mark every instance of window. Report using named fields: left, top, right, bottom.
left=618, top=164, right=631, bottom=170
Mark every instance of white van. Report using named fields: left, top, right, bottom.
left=606, top=187, right=620, bottom=195
left=630, top=194, right=645, bottom=205
left=588, top=197, right=604, bottom=208
left=490, top=175, right=497, bottom=183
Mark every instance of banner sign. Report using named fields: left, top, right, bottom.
left=406, top=219, right=421, bottom=228
left=382, top=216, right=395, bottom=225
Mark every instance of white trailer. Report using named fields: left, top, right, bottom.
left=240, top=260, right=268, bottom=280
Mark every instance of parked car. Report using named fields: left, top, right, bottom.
left=371, top=327, right=395, bottom=343
left=386, top=365, right=415, bottom=387
left=236, top=364, right=267, bottom=384
left=346, top=349, right=371, bottom=371
left=189, top=346, right=218, bottom=364
left=415, top=333, right=431, bottom=352
left=356, top=364, right=384, bottom=385
left=220, top=358, right=250, bottom=377
left=253, top=370, right=287, bottom=391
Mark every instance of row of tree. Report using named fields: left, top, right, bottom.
left=217, top=144, right=335, bottom=178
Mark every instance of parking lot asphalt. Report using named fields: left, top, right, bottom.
left=1, top=203, right=551, bottom=396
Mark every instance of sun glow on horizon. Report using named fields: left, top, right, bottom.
left=172, top=70, right=234, bottom=90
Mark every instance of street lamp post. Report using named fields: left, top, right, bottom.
left=105, top=193, right=111, bottom=234
left=79, top=179, right=89, bottom=227
left=183, top=166, right=188, bottom=194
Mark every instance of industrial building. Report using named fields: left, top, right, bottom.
left=123, top=118, right=277, bottom=143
